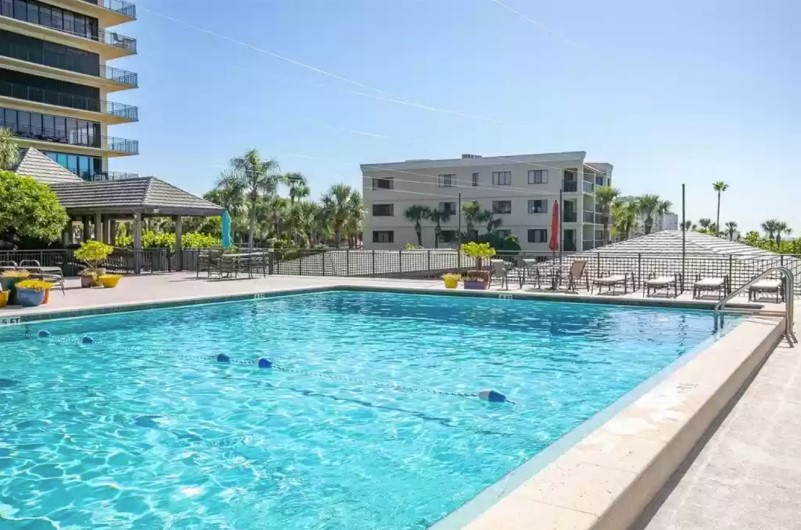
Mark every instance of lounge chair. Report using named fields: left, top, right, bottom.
left=592, top=271, right=632, bottom=295
left=490, top=259, right=521, bottom=290
left=19, top=260, right=66, bottom=295
left=558, top=260, right=589, bottom=292
left=0, top=261, right=17, bottom=272
left=748, top=279, right=784, bottom=303
left=692, top=275, right=729, bottom=300
left=644, top=273, right=681, bottom=298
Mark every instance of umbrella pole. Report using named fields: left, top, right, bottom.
left=559, top=189, right=563, bottom=266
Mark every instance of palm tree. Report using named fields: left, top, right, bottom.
left=404, top=205, right=430, bottom=247
left=595, top=186, right=620, bottom=246
left=461, top=201, right=482, bottom=240
left=218, top=149, right=281, bottom=250
left=287, top=200, right=319, bottom=247
left=709, top=223, right=718, bottom=236
left=477, top=209, right=503, bottom=234
left=682, top=220, right=692, bottom=231
left=285, top=173, right=310, bottom=204
left=713, top=181, right=729, bottom=237
left=698, top=218, right=712, bottom=231
left=321, top=184, right=362, bottom=248
left=775, top=222, right=791, bottom=248
left=636, top=195, right=661, bottom=235
left=426, top=207, right=451, bottom=249
left=725, top=221, right=738, bottom=241
left=343, top=191, right=365, bottom=248
left=611, top=198, right=637, bottom=241
left=761, top=219, right=780, bottom=241
left=0, top=128, right=19, bottom=170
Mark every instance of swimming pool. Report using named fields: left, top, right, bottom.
left=0, top=290, right=732, bottom=529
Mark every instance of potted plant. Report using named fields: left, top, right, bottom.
left=0, top=286, right=8, bottom=308
left=1, top=270, right=30, bottom=304
left=14, top=280, right=53, bottom=307
left=98, top=274, right=122, bottom=288
left=74, top=241, right=113, bottom=287
left=441, top=273, right=460, bottom=289
left=460, top=242, right=496, bottom=290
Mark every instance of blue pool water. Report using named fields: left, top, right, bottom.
left=0, top=291, right=731, bottom=529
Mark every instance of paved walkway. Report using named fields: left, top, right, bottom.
left=643, top=321, right=801, bottom=530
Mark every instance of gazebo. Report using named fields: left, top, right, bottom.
left=11, top=148, right=224, bottom=273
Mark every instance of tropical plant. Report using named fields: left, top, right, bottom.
left=761, top=219, right=780, bottom=241
left=285, top=173, right=310, bottom=204
left=725, top=221, right=738, bottom=241
left=15, top=279, right=53, bottom=292
left=321, top=184, right=363, bottom=248
left=682, top=220, right=692, bottom=231
left=217, top=149, right=282, bottom=250
left=636, top=194, right=661, bottom=235
left=698, top=218, right=712, bottom=230
left=460, top=242, right=495, bottom=269
left=461, top=201, right=482, bottom=239
left=713, top=181, right=729, bottom=237
left=74, top=240, right=113, bottom=272
left=404, top=205, right=430, bottom=247
left=0, top=170, right=69, bottom=244
left=0, top=128, right=19, bottom=170
left=477, top=209, right=503, bottom=234
left=426, top=207, right=451, bottom=249
left=1, top=270, right=29, bottom=279
left=287, top=200, right=320, bottom=248
left=611, top=198, right=637, bottom=241
left=595, top=185, right=619, bottom=246
left=343, top=191, right=365, bottom=248
left=708, top=223, right=719, bottom=236
left=776, top=222, right=791, bottom=247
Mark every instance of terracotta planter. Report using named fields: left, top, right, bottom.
left=463, top=280, right=488, bottom=290
left=17, top=288, right=45, bottom=307
left=80, top=275, right=95, bottom=288
left=43, top=289, right=50, bottom=304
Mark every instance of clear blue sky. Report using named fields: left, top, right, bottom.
left=110, top=0, right=800, bottom=233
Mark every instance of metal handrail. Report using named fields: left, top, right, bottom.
left=714, top=266, right=797, bottom=345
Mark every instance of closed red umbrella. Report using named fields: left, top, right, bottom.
left=549, top=201, right=560, bottom=254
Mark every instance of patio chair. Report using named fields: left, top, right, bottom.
left=692, top=275, right=729, bottom=300
left=0, top=260, right=17, bottom=272
left=644, top=272, right=682, bottom=298
left=748, top=278, right=785, bottom=303
left=490, top=259, right=521, bottom=290
left=592, top=271, right=632, bottom=295
left=521, top=259, right=543, bottom=290
left=558, top=260, right=589, bottom=292
left=19, top=260, right=66, bottom=295
left=197, top=249, right=223, bottom=278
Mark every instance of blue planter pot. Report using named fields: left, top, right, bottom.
left=17, top=288, right=45, bottom=307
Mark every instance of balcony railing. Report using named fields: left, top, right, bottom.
left=583, top=240, right=595, bottom=251
left=583, top=210, right=596, bottom=223
left=1, top=44, right=138, bottom=87
left=3, top=121, right=138, bottom=154
left=0, top=81, right=138, bottom=121
left=92, top=171, right=140, bottom=181
left=582, top=180, right=595, bottom=193
left=80, top=0, right=137, bottom=19
left=564, top=240, right=577, bottom=252
left=563, top=211, right=577, bottom=223
left=0, top=3, right=136, bottom=52
left=563, top=181, right=578, bottom=192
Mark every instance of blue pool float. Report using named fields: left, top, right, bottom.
left=216, top=354, right=231, bottom=363
left=478, top=389, right=508, bottom=403
left=81, top=336, right=95, bottom=345
left=36, top=330, right=51, bottom=338
left=257, top=358, right=273, bottom=369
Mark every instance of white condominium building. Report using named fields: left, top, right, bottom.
left=361, top=151, right=613, bottom=252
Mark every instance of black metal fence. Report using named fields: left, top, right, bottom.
left=0, top=248, right=171, bottom=276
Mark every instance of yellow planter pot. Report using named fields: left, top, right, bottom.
left=443, top=277, right=459, bottom=289
left=98, top=275, right=122, bottom=288
left=0, top=291, right=8, bottom=307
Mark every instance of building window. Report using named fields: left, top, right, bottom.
left=496, top=229, right=512, bottom=238
left=438, top=201, right=456, bottom=215
left=0, top=107, right=100, bottom=148
left=372, top=204, right=394, bottom=217
left=528, top=169, right=548, bottom=184
left=472, top=172, right=479, bottom=187
left=438, top=174, right=454, bottom=188
left=527, top=200, right=548, bottom=214
left=43, top=151, right=102, bottom=181
left=492, top=200, right=512, bottom=214
left=492, top=171, right=511, bottom=186
left=439, top=230, right=457, bottom=243
left=528, top=229, right=548, bottom=243
left=372, top=230, right=394, bottom=243
left=372, top=177, right=394, bottom=190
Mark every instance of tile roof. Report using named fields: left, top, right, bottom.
left=11, top=148, right=84, bottom=184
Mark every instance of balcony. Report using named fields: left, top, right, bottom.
left=1, top=44, right=137, bottom=88
left=582, top=180, right=595, bottom=193
left=0, top=3, right=136, bottom=56
left=563, top=211, right=577, bottom=223
left=92, top=171, right=140, bottom=181
left=0, top=80, right=138, bottom=122
left=77, top=0, right=136, bottom=22
left=564, top=240, right=577, bottom=252
left=563, top=181, right=578, bottom=192
left=6, top=121, right=138, bottom=155
left=583, top=210, right=596, bottom=223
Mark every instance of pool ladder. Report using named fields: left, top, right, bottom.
left=713, top=267, right=797, bottom=346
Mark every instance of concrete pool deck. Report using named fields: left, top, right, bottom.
left=0, top=273, right=794, bottom=530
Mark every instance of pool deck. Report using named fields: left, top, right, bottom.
left=640, top=319, right=801, bottom=530
left=0, top=273, right=795, bottom=530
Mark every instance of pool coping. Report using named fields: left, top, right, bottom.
left=0, top=282, right=783, bottom=530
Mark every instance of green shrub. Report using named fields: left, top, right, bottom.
left=74, top=240, right=113, bottom=269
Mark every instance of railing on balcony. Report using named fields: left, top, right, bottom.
left=1, top=44, right=138, bottom=87
left=583, top=240, right=595, bottom=251
left=0, top=81, right=138, bottom=121
left=582, top=180, right=595, bottom=193
left=92, top=171, right=140, bottom=181
left=563, top=181, right=578, bottom=192
left=563, top=211, right=577, bottom=223
left=0, top=2, right=136, bottom=52
left=0, top=121, right=136, bottom=154
left=564, top=240, right=577, bottom=252
left=80, top=0, right=137, bottom=19
left=583, top=210, right=595, bottom=223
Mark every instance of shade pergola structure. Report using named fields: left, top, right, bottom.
left=11, top=148, right=224, bottom=273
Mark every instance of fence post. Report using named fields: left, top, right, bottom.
left=346, top=249, right=350, bottom=276
left=268, top=250, right=274, bottom=275
left=728, top=254, right=733, bottom=292
left=637, top=253, right=642, bottom=290
left=322, top=251, right=326, bottom=276
left=299, top=251, right=303, bottom=276
left=372, top=250, right=376, bottom=278
left=399, top=250, right=403, bottom=279
left=596, top=253, right=601, bottom=279
left=427, top=250, right=431, bottom=275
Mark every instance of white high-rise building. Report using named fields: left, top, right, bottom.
left=361, top=152, right=613, bottom=252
